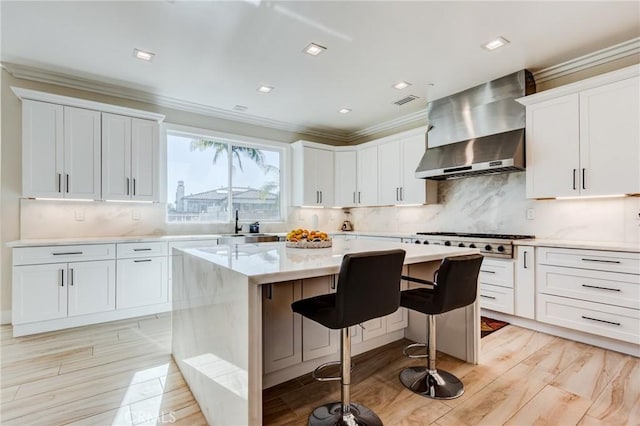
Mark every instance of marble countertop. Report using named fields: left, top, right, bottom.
left=514, top=238, right=640, bottom=253
left=177, top=239, right=479, bottom=285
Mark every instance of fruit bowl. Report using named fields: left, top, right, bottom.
left=285, top=229, right=332, bottom=249
left=286, top=239, right=332, bottom=249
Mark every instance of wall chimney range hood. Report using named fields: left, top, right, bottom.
left=415, top=70, right=536, bottom=180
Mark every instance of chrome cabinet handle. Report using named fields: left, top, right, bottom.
left=581, top=258, right=621, bottom=264
left=480, top=270, right=496, bottom=274
left=53, top=251, right=83, bottom=256
left=319, top=191, right=323, bottom=204
left=330, top=275, right=336, bottom=290
left=581, top=315, right=620, bottom=326
left=127, top=177, right=130, bottom=196
left=66, top=174, right=70, bottom=193
left=400, top=187, right=404, bottom=201
left=480, top=295, right=496, bottom=300
left=524, top=251, right=528, bottom=269
left=581, top=284, right=621, bottom=292
left=69, top=268, right=74, bottom=286
left=60, top=269, right=64, bottom=287
left=358, top=192, right=361, bottom=203
left=266, top=284, right=273, bottom=300
left=133, top=178, right=136, bottom=196
left=582, top=168, right=586, bottom=190
left=134, top=259, right=152, bottom=263
left=133, top=248, right=152, bottom=252
left=353, top=192, right=356, bottom=203
left=572, top=169, right=577, bottom=190
left=58, top=173, right=62, bottom=193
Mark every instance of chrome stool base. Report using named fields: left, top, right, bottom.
left=399, top=366, right=464, bottom=400
left=308, top=402, right=383, bottom=426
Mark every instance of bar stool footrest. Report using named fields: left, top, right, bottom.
left=308, top=402, right=383, bottom=426
left=402, top=342, right=429, bottom=359
left=312, top=361, right=342, bottom=382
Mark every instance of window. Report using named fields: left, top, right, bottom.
left=166, top=129, right=283, bottom=223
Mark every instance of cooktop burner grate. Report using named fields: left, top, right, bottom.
left=415, top=232, right=534, bottom=240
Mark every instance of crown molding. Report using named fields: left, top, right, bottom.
left=532, top=37, right=640, bottom=84
left=3, top=38, right=637, bottom=144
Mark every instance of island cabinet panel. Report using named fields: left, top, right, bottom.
left=301, top=275, right=339, bottom=362
left=386, top=270, right=409, bottom=332
left=262, top=280, right=302, bottom=374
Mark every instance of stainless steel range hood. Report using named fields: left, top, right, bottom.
left=415, top=70, right=535, bottom=180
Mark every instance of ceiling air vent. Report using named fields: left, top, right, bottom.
left=393, top=94, right=419, bottom=106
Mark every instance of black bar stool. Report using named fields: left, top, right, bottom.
left=399, top=254, right=483, bottom=399
left=291, top=249, right=406, bottom=426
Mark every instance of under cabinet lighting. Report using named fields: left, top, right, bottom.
left=482, top=37, right=509, bottom=51
left=392, top=81, right=412, bottom=90
left=34, top=197, right=95, bottom=202
left=257, top=85, right=274, bottom=93
left=338, top=108, right=352, bottom=114
left=133, top=48, right=155, bottom=61
left=555, top=194, right=628, bottom=200
left=303, top=43, right=327, bottom=56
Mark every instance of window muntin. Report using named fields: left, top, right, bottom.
left=166, top=132, right=282, bottom=223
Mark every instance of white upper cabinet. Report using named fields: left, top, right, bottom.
left=102, top=114, right=159, bottom=201
left=334, top=150, right=357, bottom=206
left=520, top=67, right=640, bottom=198
left=22, top=101, right=100, bottom=199
left=16, top=88, right=165, bottom=202
left=378, top=135, right=431, bottom=205
left=334, top=146, right=378, bottom=207
left=357, top=145, right=379, bottom=206
left=291, top=142, right=334, bottom=207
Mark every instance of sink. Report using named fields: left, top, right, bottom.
left=218, top=234, right=280, bottom=244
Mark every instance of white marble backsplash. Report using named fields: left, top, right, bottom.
left=20, top=172, right=640, bottom=244
left=293, top=172, right=640, bottom=244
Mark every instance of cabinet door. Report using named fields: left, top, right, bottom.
left=63, top=106, right=101, bottom=199
left=301, top=276, right=339, bottom=362
left=579, top=77, right=640, bottom=196
left=357, top=146, right=378, bottom=206
left=400, top=135, right=426, bottom=204
left=525, top=94, right=580, bottom=198
left=315, top=148, right=334, bottom=206
left=131, top=118, right=159, bottom=201
left=334, top=151, right=357, bottom=206
left=263, top=281, right=302, bottom=373
left=68, top=260, right=116, bottom=317
left=378, top=140, right=401, bottom=205
left=12, top=263, right=67, bottom=324
left=514, top=246, right=535, bottom=319
left=386, top=272, right=409, bottom=332
left=22, top=100, right=64, bottom=198
left=116, top=257, right=168, bottom=309
left=102, top=113, right=132, bottom=200
left=301, top=147, right=320, bottom=205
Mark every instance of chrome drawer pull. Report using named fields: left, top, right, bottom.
left=133, top=248, right=153, bottom=251
left=134, top=259, right=152, bottom=263
left=480, top=270, right=496, bottom=274
left=53, top=252, right=83, bottom=256
left=581, top=258, right=621, bottom=264
left=581, top=284, right=621, bottom=292
left=581, top=316, right=620, bottom=326
left=480, top=295, right=496, bottom=300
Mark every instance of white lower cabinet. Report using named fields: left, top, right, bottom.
left=116, top=257, right=168, bottom=309
left=536, top=246, right=640, bottom=344
left=12, top=260, right=116, bottom=324
left=478, top=258, right=515, bottom=314
left=302, top=276, right=339, bottom=362
left=262, top=281, right=302, bottom=374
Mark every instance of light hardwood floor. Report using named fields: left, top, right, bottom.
left=1, top=316, right=637, bottom=425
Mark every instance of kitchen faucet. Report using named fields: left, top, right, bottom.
left=234, top=209, right=242, bottom=233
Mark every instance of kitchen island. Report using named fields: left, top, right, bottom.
left=171, top=239, right=479, bottom=425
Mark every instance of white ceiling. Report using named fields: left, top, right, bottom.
left=2, top=1, right=639, bottom=141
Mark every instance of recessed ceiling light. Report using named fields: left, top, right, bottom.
left=303, top=42, right=327, bottom=56
left=482, top=36, right=510, bottom=51
left=233, top=105, right=248, bottom=112
left=133, top=48, right=155, bottom=61
left=392, top=81, right=412, bottom=90
left=257, top=85, right=274, bottom=93
left=339, top=108, right=352, bottom=114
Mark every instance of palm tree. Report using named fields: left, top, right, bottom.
left=190, top=139, right=266, bottom=172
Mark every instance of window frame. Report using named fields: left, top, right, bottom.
left=162, top=123, right=288, bottom=224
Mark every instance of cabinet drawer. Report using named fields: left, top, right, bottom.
left=538, top=265, right=640, bottom=309
left=537, top=293, right=640, bottom=344
left=479, top=283, right=514, bottom=314
left=479, top=258, right=514, bottom=288
left=537, top=247, right=640, bottom=275
left=117, top=242, right=167, bottom=258
left=13, top=244, right=115, bottom=266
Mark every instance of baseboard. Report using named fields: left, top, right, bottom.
left=481, top=309, right=640, bottom=357
left=1, top=310, right=12, bottom=325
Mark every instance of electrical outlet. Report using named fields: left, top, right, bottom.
left=526, top=208, right=535, bottom=220
left=132, top=209, right=141, bottom=221
left=74, top=209, right=85, bottom=221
